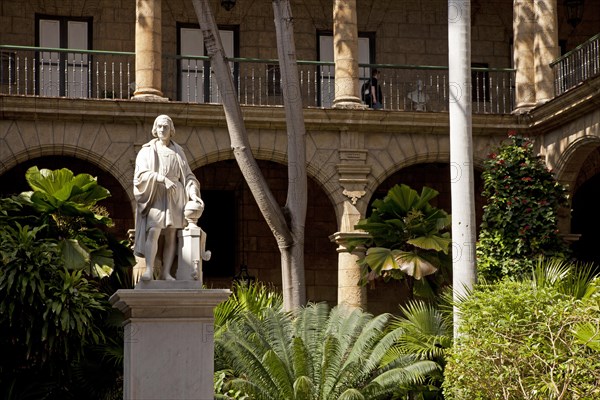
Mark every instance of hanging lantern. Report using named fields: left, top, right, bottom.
left=221, top=0, right=236, bottom=11
left=564, top=0, right=584, bottom=29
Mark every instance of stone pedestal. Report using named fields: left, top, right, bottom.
left=110, top=287, right=231, bottom=400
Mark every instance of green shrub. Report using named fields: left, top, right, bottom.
left=216, top=303, right=440, bottom=399
left=0, top=167, right=133, bottom=399
left=351, top=184, right=452, bottom=299
left=443, top=279, right=600, bottom=399
left=477, top=132, right=569, bottom=281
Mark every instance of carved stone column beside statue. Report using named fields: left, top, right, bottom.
left=177, top=200, right=212, bottom=283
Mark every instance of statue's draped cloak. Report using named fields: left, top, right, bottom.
left=133, top=138, right=199, bottom=257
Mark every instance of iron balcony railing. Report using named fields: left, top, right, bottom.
left=163, top=54, right=516, bottom=114
left=2, top=45, right=515, bottom=114
left=551, top=33, right=600, bottom=96
left=0, top=45, right=135, bottom=99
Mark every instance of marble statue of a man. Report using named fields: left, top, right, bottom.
left=133, top=114, right=203, bottom=281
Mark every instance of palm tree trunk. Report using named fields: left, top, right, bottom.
left=448, top=0, right=477, bottom=335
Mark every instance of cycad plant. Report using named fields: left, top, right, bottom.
left=384, top=301, right=453, bottom=399
left=215, top=303, right=440, bottom=399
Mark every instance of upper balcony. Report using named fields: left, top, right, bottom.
left=0, top=45, right=516, bottom=115
left=551, top=33, right=600, bottom=96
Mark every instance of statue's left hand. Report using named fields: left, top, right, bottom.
left=190, top=194, right=204, bottom=208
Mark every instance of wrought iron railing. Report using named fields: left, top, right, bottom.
left=163, top=55, right=516, bottom=114
left=0, top=45, right=135, bottom=99
left=2, top=45, right=515, bottom=114
left=551, top=33, right=600, bottom=96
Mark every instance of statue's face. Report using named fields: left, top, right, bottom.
left=155, top=118, right=172, bottom=140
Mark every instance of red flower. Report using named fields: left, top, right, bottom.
left=522, top=177, right=532, bottom=182
left=489, top=152, right=497, bottom=159
left=508, top=130, right=517, bottom=137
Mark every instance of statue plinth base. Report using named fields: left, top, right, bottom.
left=110, top=288, right=231, bottom=400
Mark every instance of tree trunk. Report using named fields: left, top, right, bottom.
left=191, top=0, right=307, bottom=310
left=273, top=0, right=307, bottom=310
left=448, top=0, right=477, bottom=335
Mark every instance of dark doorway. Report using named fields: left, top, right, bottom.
left=199, top=190, right=236, bottom=278
left=571, top=173, right=600, bottom=269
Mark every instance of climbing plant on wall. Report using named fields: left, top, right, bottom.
left=476, top=131, right=570, bottom=281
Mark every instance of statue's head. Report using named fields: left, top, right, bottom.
left=152, top=115, right=175, bottom=138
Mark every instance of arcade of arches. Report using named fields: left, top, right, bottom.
left=3, top=150, right=600, bottom=313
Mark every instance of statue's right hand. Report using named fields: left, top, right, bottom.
left=164, top=177, right=176, bottom=190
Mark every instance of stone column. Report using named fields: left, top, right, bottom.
left=513, top=0, right=536, bottom=112
left=110, top=288, right=231, bottom=400
left=534, top=0, right=559, bottom=104
left=331, top=129, right=370, bottom=309
left=330, top=229, right=368, bottom=310
left=133, top=0, right=166, bottom=100
left=332, top=0, right=365, bottom=109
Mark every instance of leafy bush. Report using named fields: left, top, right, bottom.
left=0, top=167, right=133, bottom=399
left=443, top=260, right=600, bottom=399
left=476, top=132, right=569, bottom=281
left=351, top=184, right=452, bottom=298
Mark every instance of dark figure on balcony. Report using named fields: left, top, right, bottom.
left=362, top=69, right=383, bottom=109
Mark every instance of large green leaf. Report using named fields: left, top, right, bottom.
left=364, top=247, right=398, bottom=273
left=407, top=235, right=451, bottom=253
left=393, top=252, right=438, bottom=280
left=59, top=238, right=89, bottom=270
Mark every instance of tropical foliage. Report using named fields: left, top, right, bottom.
left=0, top=167, right=133, bottom=399
left=351, top=184, right=452, bottom=298
left=476, top=132, right=570, bottom=281
left=215, top=303, right=441, bottom=399
left=214, top=280, right=284, bottom=338
left=444, top=258, right=600, bottom=399
left=385, top=300, right=453, bottom=399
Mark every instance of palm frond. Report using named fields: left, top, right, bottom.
left=262, top=350, right=295, bottom=398
left=337, top=388, right=366, bottom=400
left=372, top=360, right=440, bottom=388
left=318, top=335, right=344, bottom=399
left=293, top=375, right=315, bottom=400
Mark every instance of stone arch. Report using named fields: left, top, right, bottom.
left=565, top=143, right=600, bottom=266
left=553, top=136, right=600, bottom=194
left=192, top=159, right=339, bottom=305
left=365, top=151, right=488, bottom=207
left=189, top=135, right=343, bottom=226
left=361, top=161, right=486, bottom=315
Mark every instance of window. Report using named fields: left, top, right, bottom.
left=177, top=24, right=238, bottom=103
left=317, top=32, right=375, bottom=107
left=36, top=15, right=92, bottom=97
